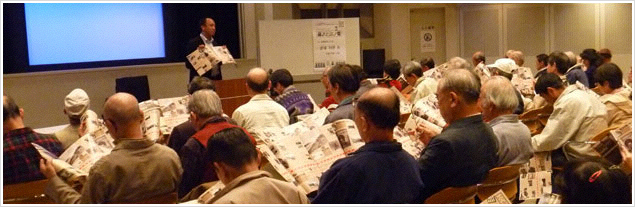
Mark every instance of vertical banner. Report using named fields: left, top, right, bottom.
left=312, top=19, right=347, bottom=72
left=420, top=26, right=436, bottom=53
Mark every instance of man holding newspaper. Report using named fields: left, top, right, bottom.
left=40, top=93, right=183, bottom=204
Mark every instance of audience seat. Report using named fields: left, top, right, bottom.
left=3, top=179, right=54, bottom=204
left=590, top=126, right=619, bottom=142
left=424, top=185, right=477, bottom=204
left=519, top=105, right=553, bottom=135
left=477, top=164, right=522, bottom=202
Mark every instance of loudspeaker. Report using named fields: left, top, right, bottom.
left=362, top=49, right=385, bottom=79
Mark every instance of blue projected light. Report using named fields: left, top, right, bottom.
left=24, top=3, right=165, bottom=65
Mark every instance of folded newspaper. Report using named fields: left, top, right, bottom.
left=480, top=189, right=512, bottom=204
left=186, top=46, right=235, bottom=76
left=518, top=152, right=552, bottom=201
left=389, top=86, right=413, bottom=115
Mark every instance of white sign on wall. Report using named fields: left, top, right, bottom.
left=420, top=26, right=435, bottom=53
left=312, top=20, right=347, bottom=72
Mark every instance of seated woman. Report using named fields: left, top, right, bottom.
left=554, top=157, right=631, bottom=204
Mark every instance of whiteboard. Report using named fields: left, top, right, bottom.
left=258, top=18, right=361, bottom=76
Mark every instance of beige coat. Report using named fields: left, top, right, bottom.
left=45, top=138, right=183, bottom=204
left=198, top=170, right=308, bottom=204
left=600, top=92, right=632, bottom=129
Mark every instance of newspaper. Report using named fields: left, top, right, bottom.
left=519, top=152, right=552, bottom=200
left=58, top=124, right=115, bottom=173
left=256, top=119, right=364, bottom=193
left=139, top=99, right=162, bottom=143
left=404, top=94, right=446, bottom=136
left=211, top=46, right=236, bottom=65
left=393, top=126, right=425, bottom=159
left=186, top=46, right=222, bottom=76
left=480, top=189, right=512, bottom=204
left=537, top=193, right=562, bottom=204
left=592, top=123, right=632, bottom=165
left=157, top=95, right=190, bottom=136
left=389, top=86, right=413, bottom=115
left=32, top=143, right=87, bottom=190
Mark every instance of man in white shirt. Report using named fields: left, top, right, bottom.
left=232, top=68, right=290, bottom=143
left=531, top=73, right=607, bottom=165
left=402, top=61, right=437, bottom=104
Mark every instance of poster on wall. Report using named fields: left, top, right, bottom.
left=420, top=26, right=435, bottom=53
left=312, top=19, right=347, bottom=73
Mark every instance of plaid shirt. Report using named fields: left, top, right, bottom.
left=3, top=127, right=63, bottom=184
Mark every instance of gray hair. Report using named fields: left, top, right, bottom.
left=187, top=89, right=223, bottom=118
left=447, top=57, right=471, bottom=70
left=564, top=51, right=577, bottom=67
left=439, top=68, right=481, bottom=104
left=481, top=76, right=519, bottom=112
left=401, top=61, right=423, bottom=77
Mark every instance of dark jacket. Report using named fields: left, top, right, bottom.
left=418, top=115, right=498, bottom=201
left=312, top=141, right=424, bottom=204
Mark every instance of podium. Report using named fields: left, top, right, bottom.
left=212, top=78, right=251, bottom=116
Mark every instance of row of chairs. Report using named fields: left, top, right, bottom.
left=425, top=164, right=521, bottom=204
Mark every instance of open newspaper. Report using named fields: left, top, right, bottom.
left=186, top=46, right=235, bottom=76
left=403, top=94, right=446, bottom=140
left=138, top=95, right=191, bottom=143
left=255, top=116, right=364, bottom=193
left=393, top=126, right=425, bottom=159
left=31, top=116, right=114, bottom=190
left=592, top=123, right=632, bottom=165
left=518, top=152, right=552, bottom=201
left=480, top=189, right=512, bottom=204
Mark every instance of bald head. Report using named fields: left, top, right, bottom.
left=103, top=93, right=143, bottom=127
left=356, top=87, right=400, bottom=130
left=246, top=68, right=270, bottom=93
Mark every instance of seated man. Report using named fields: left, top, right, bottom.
left=198, top=127, right=308, bottom=204
left=594, top=63, right=632, bottom=128
left=417, top=69, right=498, bottom=201
left=40, top=93, right=183, bottom=204
left=532, top=73, right=607, bottom=165
left=168, top=76, right=217, bottom=156
left=402, top=61, right=437, bottom=103
left=486, top=58, right=525, bottom=115
left=232, top=68, right=289, bottom=142
left=55, top=88, right=98, bottom=149
left=312, top=87, right=424, bottom=204
left=479, top=76, right=533, bottom=166
left=4, top=93, right=63, bottom=184
left=179, top=89, right=254, bottom=198
left=323, top=64, right=362, bottom=124
left=270, top=69, right=314, bottom=124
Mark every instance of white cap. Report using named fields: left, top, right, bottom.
left=64, top=88, right=89, bottom=117
left=486, top=58, right=517, bottom=74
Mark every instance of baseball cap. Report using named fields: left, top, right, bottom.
left=64, top=88, right=89, bottom=117
left=486, top=58, right=517, bottom=74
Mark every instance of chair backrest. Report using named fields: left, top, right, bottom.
left=117, top=192, right=178, bottom=204
left=3, top=179, right=54, bottom=204
left=590, top=126, right=619, bottom=142
left=115, top=75, right=150, bottom=102
left=477, top=164, right=522, bottom=201
left=424, top=185, right=477, bottom=204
